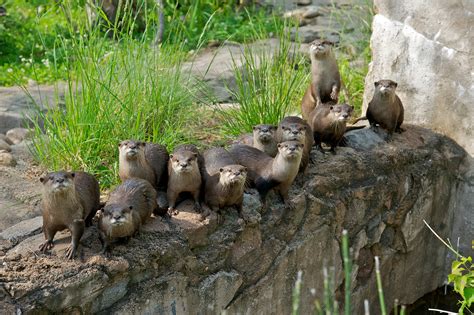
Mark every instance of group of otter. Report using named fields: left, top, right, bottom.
left=38, top=40, right=405, bottom=259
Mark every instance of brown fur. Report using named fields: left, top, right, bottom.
left=167, top=144, right=202, bottom=215
left=202, top=147, right=247, bottom=214
left=276, top=116, right=314, bottom=172
left=229, top=141, right=303, bottom=210
left=98, top=178, right=156, bottom=254
left=309, top=103, right=357, bottom=153
left=235, top=124, right=278, bottom=157
left=366, top=80, right=404, bottom=140
left=118, top=140, right=169, bottom=190
left=301, top=40, right=341, bottom=120
left=39, top=171, right=100, bottom=259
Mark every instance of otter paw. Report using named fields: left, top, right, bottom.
left=65, top=245, right=77, bottom=260
left=168, top=208, right=179, bottom=216
left=39, top=240, right=54, bottom=252
left=194, top=203, right=202, bottom=213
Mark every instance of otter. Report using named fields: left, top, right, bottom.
left=38, top=171, right=100, bottom=259
left=98, top=178, right=156, bottom=254
left=229, top=141, right=303, bottom=210
left=236, top=124, right=278, bottom=157
left=202, top=147, right=247, bottom=215
left=276, top=116, right=314, bottom=172
left=118, top=140, right=169, bottom=189
left=301, top=40, right=342, bottom=120
left=364, top=80, right=404, bottom=140
left=309, top=103, right=363, bottom=153
left=167, top=144, right=202, bottom=216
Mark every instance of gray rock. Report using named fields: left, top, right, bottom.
left=0, top=216, right=42, bottom=246
left=6, top=128, right=31, bottom=145
left=0, top=139, right=11, bottom=152
left=296, top=0, right=312, bottom=6
left=364, top=0, right=474, bottom=255
left=0, top=152, right=16, bottom=167
left=291, top=24, right=340, bottom=43
left=0, top=127, right=468, bottom=314
left=344, top=127, right=385, bottom=150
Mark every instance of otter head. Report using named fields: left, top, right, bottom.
left=219, top=165, right=247, bottom=186
left=277, top=141, right=304, bottom=159
left=374, top=80, right=398, bottom=96
left=330, top=104, right=354, bottom=122
left=253, top=124, right=277, bottom=143
left=280, top=123, right=307, bottom=143
left=119, top=140, right=145, bottom=160
left=309, top=40, right=334, bottom=58
left=40, top=171, right=75, bottom=194
left=170, top=151, right=198, bottom=173
left=102, top=204, right=133, bottom=226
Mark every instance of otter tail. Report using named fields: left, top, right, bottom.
left=352, top=116, right=367, bottom=124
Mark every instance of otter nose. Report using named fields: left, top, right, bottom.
left=113, top=214, right=121, bottom=220
left=234, top=171, right=241, bottom=176
left=180, top=162, right=188, bottom=168
left=289, top=146, right=296, bottom=152
left=342, top=113, right=349, bottom=118
left=292, top=130, right=299, bottom=135
left=261, top=128, right=269, bottom=133
left=57, top=178, right=64, bottom=183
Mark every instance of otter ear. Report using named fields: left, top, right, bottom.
left=277, top=143, right=282, bottom=148
left=169, top=154, right=174, bottom=159
left=393, top=82, right=398, bottom=88
left=40, top=176, right=46, bottom=183
left=374, top=81, right=380, bottom=87
left=253, top=126, right=258, bottom=131
left=299, top=143, right=305, bottom=148
left=70, top=172, right=75, bottom=178
left=193, top=153, right=198, bottom=158
left=350, top=105, right=354, bottom=110
left=330, top=106, right=334, bottom=110
left=219, top=167, right=224, bottom=173
left=139, top=142, right=146, bottom=146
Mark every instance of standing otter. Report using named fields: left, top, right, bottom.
left=98, top=178, right=156, bottom=254
left=229, top=141, right=303, bottom=210
left=301, top=40, right=342, bottom=120
left=236, top=124, right=278, bottom=157
left=202, top=147, right=247, bottom=215
left=276, top=116, right=314, bottom=173
left=118, top=140, right=169, bottom=190
left=366, top=80, right=404, bottom=140
left=309, top=103, right=362, bottom=153
left=39, top=171, right=100, bottom=259
left=167, top=144, right=202, bottom=215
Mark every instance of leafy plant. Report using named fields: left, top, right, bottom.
left=425, top=220, right=474, bottom=314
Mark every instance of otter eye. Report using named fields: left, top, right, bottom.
left=49, top=176, right=54, bottom=181
left=187, top=158, right=192, bottom=163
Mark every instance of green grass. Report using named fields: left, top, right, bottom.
left=0, top=0, right=283, bottom=86
left=215, top=24, right=309, bottom=137
left=29, top=24, right=199, bottom=188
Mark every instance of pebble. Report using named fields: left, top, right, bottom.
left=0, top=139, right=11, bottom=152
left=0, top=152, right=17, bottom=167
left=6, top=128, right=31, bottom=145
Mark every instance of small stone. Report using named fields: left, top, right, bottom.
left=302, top=7, right=320, bottom=19
left=0, top=152, right=16, bottom=167
left=6, top=128, right=31, bottom=145
left=0, top=139, right=11, bottom=152
left=0, top=134, right=13, bottom=145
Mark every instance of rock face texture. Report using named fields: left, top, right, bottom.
left=0, top=127, right=467, bottom=314
left=363, top=0, right=474, bottom=256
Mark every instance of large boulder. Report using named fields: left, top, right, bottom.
left=0, top=126, right=468, bottom=314
left=363, top=0, right=474, bottom=255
